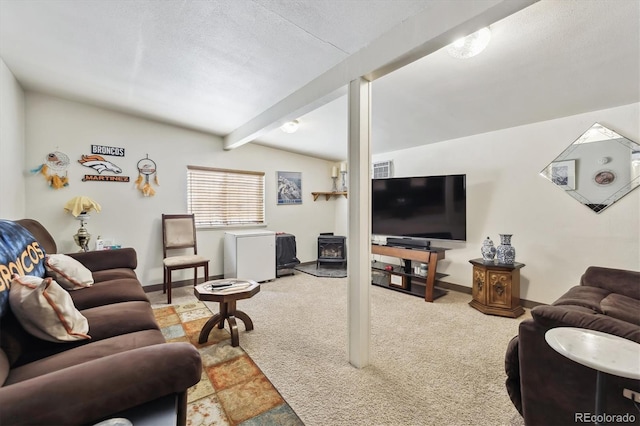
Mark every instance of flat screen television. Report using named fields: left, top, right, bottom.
left=371, top=174, right=466, bottom=241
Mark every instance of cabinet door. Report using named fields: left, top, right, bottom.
left=487, top=271, right=513, bottom=308
left=472, top=266, right=486, bottom=304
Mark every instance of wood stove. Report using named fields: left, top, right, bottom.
left=317, top=234, right=346, bottom=268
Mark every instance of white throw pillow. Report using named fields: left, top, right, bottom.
left=9, top=275, right=90, bottom=342
left=45, top=254, right=94, bottom=290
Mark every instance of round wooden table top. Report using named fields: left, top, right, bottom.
left=194, top=279, right=260, bottom=303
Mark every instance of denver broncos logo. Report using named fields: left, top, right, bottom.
left=78, top=155, right=122, bottom=174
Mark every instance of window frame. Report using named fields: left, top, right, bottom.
left=187, top=165, right=266, bottom=228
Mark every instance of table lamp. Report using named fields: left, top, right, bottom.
left=64, top=196, right=101, bottom=251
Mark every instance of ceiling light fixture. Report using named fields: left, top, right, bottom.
left=447, top=27, right=491, bottom=59
left=280, top=120, right=300, bottom=134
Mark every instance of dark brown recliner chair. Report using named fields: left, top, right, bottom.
left=505, top=266, right=640, bottom=425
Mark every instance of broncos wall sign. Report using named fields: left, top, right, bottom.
left=79, top=145, right=130, bottom=182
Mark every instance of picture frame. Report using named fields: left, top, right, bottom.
left=550, top=160, right=576, bottom=190
left=277, top=171, right=302, bottom=205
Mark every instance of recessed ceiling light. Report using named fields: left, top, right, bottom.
left=447, top=27, right=491, bottom=59
left=280, top=120, right=300, bottom=134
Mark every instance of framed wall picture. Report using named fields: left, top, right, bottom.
left=550, top=160, right=576, bottom=190
left=277, top=171, right=302, bottom=205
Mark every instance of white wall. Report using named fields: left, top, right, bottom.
left=17, top=91, right=640, bottom=302
left=334, top=197, right=348, bottom=237
left=0, top=58, right=26, bottom=219
left=372, top=103, right=640, bottom=304
left=24, top=92, right=338, bottom=286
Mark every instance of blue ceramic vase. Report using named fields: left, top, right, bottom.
left=496, top=234, right=516, bottom=264
left=481, top=236, right=496, bottom=261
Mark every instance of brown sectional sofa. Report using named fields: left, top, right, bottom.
left=505, top=266, right=640, bottom=425
left=0, top=219, right=202, bottom=425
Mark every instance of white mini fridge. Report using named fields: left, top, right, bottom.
left=224, top=230, right=276, bottom=282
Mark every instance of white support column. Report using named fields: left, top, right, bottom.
left=347, top=77, right=372, bottom=368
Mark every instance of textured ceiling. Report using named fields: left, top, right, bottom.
left=257, top=0, right=640, bottom=160
left=372, top=0, right=640, bottom=152
left=0, top=0, right=432, bottom=134
left=1, top=0, right=638, bottom=161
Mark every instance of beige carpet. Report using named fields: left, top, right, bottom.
left=192, top=273, right=530, bottom=426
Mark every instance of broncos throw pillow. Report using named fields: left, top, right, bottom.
left=0, top=220, right=47, bottom=317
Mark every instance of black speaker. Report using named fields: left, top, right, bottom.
left=386, top=237, right=430, bottom=249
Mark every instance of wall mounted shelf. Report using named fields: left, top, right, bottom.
left=311, top=191, right=348, bottom=201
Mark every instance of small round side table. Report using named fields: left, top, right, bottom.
left=194, top=279, right=260, bottom=347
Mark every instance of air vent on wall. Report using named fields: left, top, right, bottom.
left=372, top=160, right=393, bottom=179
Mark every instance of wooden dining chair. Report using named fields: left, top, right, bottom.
left=162, top=214, right=209, bottom=304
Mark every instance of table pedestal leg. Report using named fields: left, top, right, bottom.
left=218, top=302, right=229, bottom=329
left=198, top=313, right=223, bottom=344
left=227, top=315, right=239, bottom=347
left=198, top=301, right=255, bottom=347
left=595, top=370, right=606, bottom=426
left=234, top=310, right=254, bottom=331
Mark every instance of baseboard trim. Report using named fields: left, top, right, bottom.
left=520, top=298, right=545, bottom=309
left=145, top=274, right=544, bottom=309
left=143, top=275, right=223, bottom=293
left=436, top=280, right=471, bottom=295
left=436, top=280, right=544, bottom=309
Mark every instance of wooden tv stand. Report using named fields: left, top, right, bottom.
left=371, top=244, right=447, bottom=302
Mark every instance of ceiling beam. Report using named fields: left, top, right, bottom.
left=223, top=0, right=539, bottom=150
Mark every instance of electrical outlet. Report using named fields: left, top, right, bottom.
left=623, top=388, right=640, bottom=403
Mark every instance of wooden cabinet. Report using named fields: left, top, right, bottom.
left=469, top=258, right=525, bottom=318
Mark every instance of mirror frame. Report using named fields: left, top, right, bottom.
left=540, top=123, right=640, bottom=213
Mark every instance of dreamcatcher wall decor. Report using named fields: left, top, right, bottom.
left=135, top=154, right=159, bottom=197
left=30, top=151, right=70, bottom=189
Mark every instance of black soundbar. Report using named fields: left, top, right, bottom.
left=386, top=237, right=431, bottom=249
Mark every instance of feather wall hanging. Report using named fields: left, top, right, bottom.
left=135, top=154, right=159, bottom=197
left=31, top=151, right=70, bottom=189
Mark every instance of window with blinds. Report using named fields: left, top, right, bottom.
left=187, top=166, right=265, bottom=227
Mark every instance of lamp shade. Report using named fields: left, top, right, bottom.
left=64, top=196, right=101, bottom=217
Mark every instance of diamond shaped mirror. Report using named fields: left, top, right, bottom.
left=540, top=123, right=640, bottom=213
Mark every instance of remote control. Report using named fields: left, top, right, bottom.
left=207, top=283, right=232, bottom=290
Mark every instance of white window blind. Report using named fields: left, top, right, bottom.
left=187, top=166, right=265, bottom=227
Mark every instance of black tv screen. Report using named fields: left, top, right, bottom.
left=371, top=174, right=466, bottom=241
